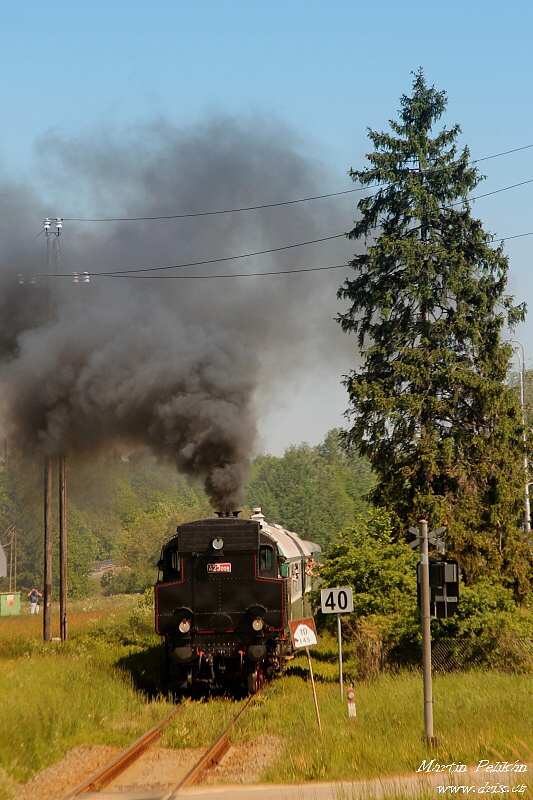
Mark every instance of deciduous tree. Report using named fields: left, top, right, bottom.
left=245, top=431, right=373, bottom=548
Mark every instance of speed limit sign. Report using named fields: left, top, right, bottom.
left=321, top=587, right=354, bottom=702
left=320, top=586, right=354, bottom=614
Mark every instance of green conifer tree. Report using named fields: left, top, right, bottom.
left=338, top=70, right=532, bottom=597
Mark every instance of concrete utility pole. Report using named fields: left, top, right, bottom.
left=419, top=518, right=435, bottom=744
left=509, top=339, right=531, bottom=543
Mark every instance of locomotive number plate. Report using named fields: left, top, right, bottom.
left=207, top=563, right=232, bottom=573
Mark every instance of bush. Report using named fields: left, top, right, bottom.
left=314, top=511, right=533, bottom=676
left=431, top=578, right=533, bottom=671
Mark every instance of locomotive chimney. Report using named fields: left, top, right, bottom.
left=215, top=511, right=241, bottom=518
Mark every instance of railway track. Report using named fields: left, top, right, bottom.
left=169, top=689, right=258, bottom=795
left=59, top=691, right=261, bottom=799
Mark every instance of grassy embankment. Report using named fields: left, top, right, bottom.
left=0, top=594, right=531, bottom=800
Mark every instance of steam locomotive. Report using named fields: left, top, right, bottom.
left=154, top=507, right=321, bottom=693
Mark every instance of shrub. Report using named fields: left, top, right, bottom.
left=315, top=511, right=533, bottom=675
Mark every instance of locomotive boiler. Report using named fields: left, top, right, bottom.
left=154, top=507, right=320, bottom=693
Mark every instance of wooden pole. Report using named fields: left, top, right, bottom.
left=305, top=647, right=322, bottom=736
left=14, top=527, right=17, bottom=593
left=43, top=456, right=53, bottom=642
left=59, top=455, right=67, bottom=642
left=8, top=527, right=13, bottom=593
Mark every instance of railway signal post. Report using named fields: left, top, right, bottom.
left=419, top=518, right=434, bottom=744
left=409, top=519, right=446, bottom=746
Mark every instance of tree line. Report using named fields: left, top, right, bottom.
left=0, top=430, right=373, bottom=597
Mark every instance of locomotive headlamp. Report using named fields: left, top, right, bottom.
left=179, top=619, right=191, bottom=634
left=211, top=537, right=224, bottom=550
left=252, top=618, right=264, bottom=632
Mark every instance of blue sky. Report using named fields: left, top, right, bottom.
left=2, top=0, right=533, bottom=455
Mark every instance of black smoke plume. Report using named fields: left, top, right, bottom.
left=0, top=115, right=354, bottom=508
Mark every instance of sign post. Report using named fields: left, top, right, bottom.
left=289, top=618, right=321, bottom=735
left=320, top=586, right=354, bottom=700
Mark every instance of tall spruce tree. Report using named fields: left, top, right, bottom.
left=338, top=70, right=532, bottom=597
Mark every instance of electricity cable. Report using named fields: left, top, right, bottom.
left=78, top=263, right=353, bottom=279
left=46, top=222, right=533, bottom=281
left=57, top=143, right=533, bottom=223
left=33, top=147, right=533, bottom=281
left=62, top=189, right=364, bottom=222
left=462, top=178, right=533, bottom=204
left=44, top=175, right=533, bottom=279
left=44, top=219, right=533, bottom=281
left=473, top=144, right=533, bottom=163
left=82, top=233, right=347, bottom=276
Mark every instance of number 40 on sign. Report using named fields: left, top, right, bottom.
left=320, top=586, right=354, bottom=614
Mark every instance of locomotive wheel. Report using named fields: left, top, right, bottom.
left=186, top=666, right=193, bottom=690
left=247, top=663, right=264, bottom=694
left=173, top=664, right=194, bottom=693
left=164, top=640, right=172, bottom=678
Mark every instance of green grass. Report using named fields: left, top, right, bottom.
left=0, top=595, right=174, bottom=798
left=0, top=604, right=531, bottom=800
left=161, top=697, right=248, bottom=749
left=235, top=666, right=532, bottom=783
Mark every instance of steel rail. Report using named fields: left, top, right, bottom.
left=164, top=689, right=262, bottom=797
left=59, top=700, right=188, bottom=799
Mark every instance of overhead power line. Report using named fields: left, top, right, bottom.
left=36, top=144, right=533, bottom=282
left=89, top=263, right=352, bottom=279
left=502, top=230, right=533, bottom=242
left=56, top=143, right=533, bottom=224
left=36, top=172, right=533, bottom=268
left=473, top=143, right=533, bottom=163
left=467, top=178, right=533, bottom=203
left=45, top=222, right=533, bottom=281
left=87, top=233, right=346, bottom=276
left=43, top=175, right=533, bottom=279
left=62, top=189, right=363, bottom=222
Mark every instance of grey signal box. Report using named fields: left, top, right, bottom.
left=417, top=559, right=460, bottom=619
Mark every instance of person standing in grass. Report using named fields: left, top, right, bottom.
left=27, top=588, right=42, bottom=614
